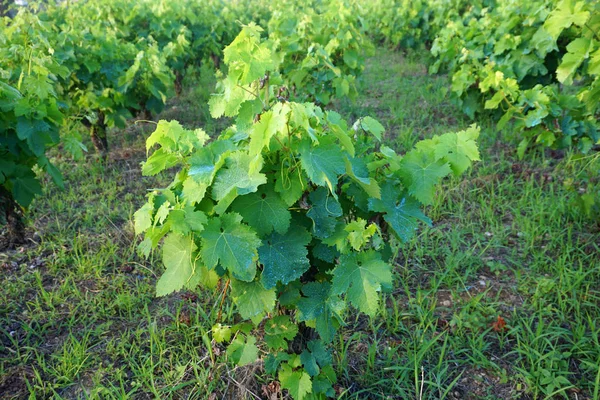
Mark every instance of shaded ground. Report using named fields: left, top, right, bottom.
left=1, top=50, right=599, bottom=399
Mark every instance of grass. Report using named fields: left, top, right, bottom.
left=1, top=49, right=600, bottom=399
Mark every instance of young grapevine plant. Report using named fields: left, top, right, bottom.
left=135, top=24, right=480, bottom=399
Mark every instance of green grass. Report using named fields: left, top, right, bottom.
left=1, top=50, right=599, bottom=399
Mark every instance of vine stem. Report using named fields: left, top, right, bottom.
left=584, top=23, right=600, bottom=42
left=237, top=84, right=266, bottom=109
left=273, top=135, right=289, bottom=151
left=217, top=278, right=231, bottom=323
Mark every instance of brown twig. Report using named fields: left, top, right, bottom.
left=217, top=278, right=231, bottom=322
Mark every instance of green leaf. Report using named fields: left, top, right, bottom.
left=146, top=120, right=184, bottom=152
left=188, top=264, right=219, bottom=290
left=321, top=222, right=350, bottom=253
left=589, top=48, right=600, bottom=76
left=524, top=107, right=549, bottom=128
left=531, top=27, right=556, bottom=58
left=212, top=323, right=232, bottom=343
left=326, top=111, right=355, bottom=157
left=16, top=118, right=54, bottom=156
left=312, top=372, right=336, bottom=396
left=265, top=353, right=292, bottom=375
left=306, top=187, right=343, bottom=239
left=182, top=177, right=208, bottom=205
left=299, top=139, right=346, bottom=194
left=134, top=196, right=154, bottom=235
left=358, top=116, right=384, bottom=141
left=331, top=251, right=392, bottom=315
left=544, top=0, right=590, bottom=40
left=222, top=23, right=275, bottom=85
left=264, top=315, right=299, bottom=350
left=249, top=103, right=288, bottom=159
left=12, top=176, right=42, bottom=208
left=212, top=151, right=267, bottom=204
left=399, top=150, right=451, bottom=205
left=142, top=149, right=179, bottom=176
left=368, top=182, right=431, bottom=243
left=274, top=165, right=306, bottom=206
left=200, top=213, right=261, bottom=282
left=307, top=340, right=332, bottom=367
left=0, top=160, right=15, bottom=183
left=155, top=201, right=170, bottom=225
left=22, top=75, right=54, bottom=101
left=209, top=75, right=254, bottom=118
left=557, top=38, right=592, bottom=84
left=167, top=206, right=208, bottom=235
left=231, top=184, right=291, bottom=236
left=227, top=335, right=259, bottom=366
left=300, top=350, right=320, bottom=377
left=156, top=234, right=197, bottom=297
left=279, top=364, right=312, bottom=400
left=434, top=125, right=481, bottom=175
left=517, top=138, right=530, bottom=160
left=300, top=342, right=333, bottom=382
left=185, top=205, right=208, bottom=231
left=258, top=227, right=311, bottom=289
left=297, top=282, right=344, bottom=343
left=231, top=279, right=276, bottom=322
left=345, top=219, right=377, bottom=251
left=183, top=140, right=235, bottom=204
left=38, top=156, right=63, bottom=188
left=346, top=157, right=381, bottom=198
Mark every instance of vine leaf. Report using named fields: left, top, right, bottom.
left=297, top=282, right=345, bottom=343
left=142, top=148, right=179, bottom=176
left=209, top=75, right=254, bottom=118
left=358, top=116, right=384, bottom=141
left=300, top=350, right=320, bottom=377
left=200, top=213, right=261, bottom=282
left=433, top=125, right=481, bottom=175
left=557, top=38, right=592, bottom=84
left=249, top=103, right=288, bottom=160
left=544, top=0, right=590, bottom=40
left=299, top=138, right=346, bottom=194
left=345, top=156, right=381, bottom=198
left=133, top=195, right=154, bottom=235
left=212, top=323, right=232, bottom=343
left=331, top=251, right=392, bottom=316
left=156, top=234, right=197, bottom=296
left=222, top=23, right=275, bottom=86
left=212, top=151, right=267, bottom=212
left=326, top=111, right=355, bottom=157
left=279, top=363, right=312, bottom=400
left=146, top=120, right=209, bottom=154
left=12, top=177, right=42, bottom=208
left=345, top=218, right=377, bottom=251
left=227, top=335, right=259, bottom=366
left=368, top=182, right=431, bottom=243
left=15, top=118, right=53, bottom=157
left=231, top=183, right=291, bottom=236
left=258, top=227, right=311, bottom=289
left=231, top=279, right=276, bottom=323
left=399, top=150, right=451, bottom=205
left=183, top=140, right=235, bottom=204
left=264, top=315, right=299, bottom=350
left=306, top=187, right=342, bottom=239
left=167, top=206, right=207, bottom=235
left=274, top=164, right=306, bottom=206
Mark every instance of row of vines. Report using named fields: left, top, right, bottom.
left=0, top=0, right=370, bottom=240
left=362, top=0, right=600, bottom=215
